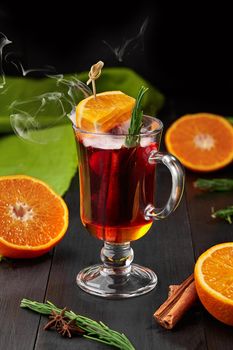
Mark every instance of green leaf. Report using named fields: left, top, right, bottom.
left=0, top=124, right=77, bottom=196
left=90, top=68, right=164, bottom=116
left=0, top=69, right=164, bottom=197
left=0, top=68, right=165, bottom=133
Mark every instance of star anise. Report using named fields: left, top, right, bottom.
left=43, top=307, right=68, bottom=330
left=56, top=319, right=85, bottom=338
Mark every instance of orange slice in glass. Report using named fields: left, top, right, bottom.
left=165, top=113, right=233, bottom=172
left=0, top=175, right=69, bottom=258
left=76, top=91, right=135, bottom=132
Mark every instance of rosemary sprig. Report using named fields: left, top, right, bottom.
left=212, top=205, right=233, bottom=224
left=125, top=86, right=148, bottom=147
left=194, top=178, right=233, bottom=192
left=20, top=299, right=135, bottom=350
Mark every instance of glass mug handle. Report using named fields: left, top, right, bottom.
left=145, top=151, right=185, bottom=220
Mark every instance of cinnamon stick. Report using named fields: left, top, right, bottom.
left=154, top=274, right=198, bottom=329
left=168, top=285, right=179, bottom=297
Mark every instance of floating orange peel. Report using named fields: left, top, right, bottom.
left=76, top=91, right=135, bottom=133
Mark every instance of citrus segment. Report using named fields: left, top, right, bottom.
left=76, top=91, right=135, bottom=132
left=0, top=175, right=69, bottom=258
left=194, top=242, right=233, bottom=325
left=165, top=113, right=233, bottom=171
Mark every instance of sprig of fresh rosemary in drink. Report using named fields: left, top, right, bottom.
left=125, top=86, right=148, bottom=147
left=194, top=178, right=233, bottom=192
left=212, top=206, right=233, bottom=224
left=20, top=299, right=135, bottom=350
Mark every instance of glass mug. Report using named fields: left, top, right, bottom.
left=73, top=115, right=184, bottom=298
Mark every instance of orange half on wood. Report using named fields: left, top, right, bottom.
left=165, top=113, right=233, bottom=172
left=0, top=175, right=69, bottom=258
left=195, top=242, right=233, bottom=326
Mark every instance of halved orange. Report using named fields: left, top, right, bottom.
left=165, top=113, right=233, bottom=171
left=76, top=91, right=135, bottom=132
left=0, top=175, right=69, bottom=258
left=194, top=242, right=233, bottom=326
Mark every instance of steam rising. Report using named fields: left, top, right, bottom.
left=0, top=33, right=12, bottom=88
left=10, top=92, right=67, bottom=143
left=48, top=74, right=92, bottom=101
left=5, top=52, right=56, bottom=76
left=1, top=20, right=149, bottom=144
left=0, top=32, right=93, bottom=143
left=9, top=76, right=92, bottom=143
left=103, top=17, right=149, bottom=62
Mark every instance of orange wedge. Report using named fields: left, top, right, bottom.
left=76, top=91, right=135, bottom=132
left=0, top=175, right=69, bottom=258
left=165, top=113, right=233, bottom=172
left=194, top=242, right=233, bottom=326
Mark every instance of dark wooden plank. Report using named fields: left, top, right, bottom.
left=185, top=169, right=233, bottom=350
left=34, top=168, right=207, bottom=350
left=0, top=253, right=53, bottom=350
left=185, top=169, right=233, bottom=257
left=174, top=97, right=233, bottom=350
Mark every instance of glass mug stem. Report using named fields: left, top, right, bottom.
left=101, top=242, right=133, bottom=277
left=77, top=241, right=158, bottom=298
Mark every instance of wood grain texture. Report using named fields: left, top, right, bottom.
left=1, top=98, right=233, bottom=349
left=0, top=253, right=53, bottom=350
left=34, top=167, right=206, bottom=350
left=185, top=170, right=233, bottom=350
left=174, top=97, right=233, bottom=350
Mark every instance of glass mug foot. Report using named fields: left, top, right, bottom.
left=76, top=242, right=157, bottom=298
left=77, top=264, right=157, bottom=298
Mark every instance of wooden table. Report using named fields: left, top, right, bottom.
left=1, top=101, right=233, bottom=350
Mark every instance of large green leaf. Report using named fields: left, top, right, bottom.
left=0, top=68, right=164, bottom=133
left=0, top=124, right=77, bottom=195
left=0, top=68, right=164, bottom=195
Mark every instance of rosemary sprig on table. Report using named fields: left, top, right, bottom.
left=194, top=178, right=233, bottom=192
left=20, top=299, right=135, bottom=350
left=212, top=206, right=233, bottom=224
left=125, top=86, right=148, bottom=147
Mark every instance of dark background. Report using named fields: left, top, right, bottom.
left=1, top=5, right=233, bottom=350
left=1, top=1, right=233, bottom=114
